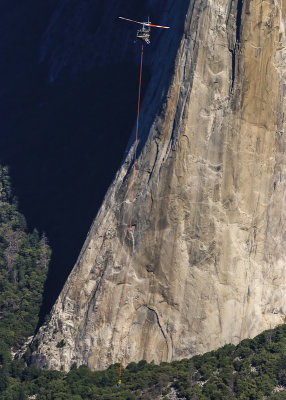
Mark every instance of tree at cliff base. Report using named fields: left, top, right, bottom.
left=0, top=165, right=50, bottom=398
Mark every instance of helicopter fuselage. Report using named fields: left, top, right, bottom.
left=136, top=23, right=151, bottom=44
left=119, top=16, right=169, bottom=45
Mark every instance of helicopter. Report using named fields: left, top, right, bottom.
left=118, top=16, right=170, bottom=44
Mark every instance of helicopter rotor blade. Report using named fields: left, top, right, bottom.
left=119, top=17, right=170, bottom=29
left=146, top=23, right=170, bottom=29
left=118, top=17, right=143, bottom=25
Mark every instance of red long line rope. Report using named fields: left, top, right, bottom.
left=118, top=43, right=144, bottom=386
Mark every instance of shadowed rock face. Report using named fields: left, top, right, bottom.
left=33, top=0, right=286, bottom=371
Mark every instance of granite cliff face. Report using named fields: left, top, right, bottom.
left=33, top=0, right=286, bottom=371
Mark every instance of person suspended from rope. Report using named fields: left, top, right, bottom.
left=118, top=16, right=170, bottom=44
left=117, top=379, right=121, bottom=388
